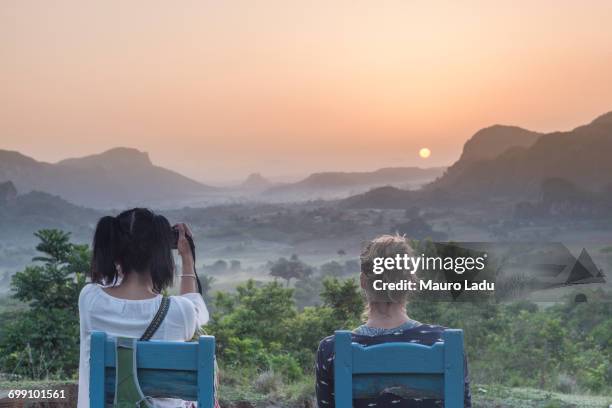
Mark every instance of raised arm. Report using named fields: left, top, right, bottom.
left=176, top=223, right=198, bottom=295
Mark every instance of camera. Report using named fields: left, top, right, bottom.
left=170, top=225, right=201, bottom=294
left=170, top=226, right=180, bottom=249
left=170, top=225, right=196, bottom=253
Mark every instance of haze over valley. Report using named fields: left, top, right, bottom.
left=2, top=112, right=612, bottom=298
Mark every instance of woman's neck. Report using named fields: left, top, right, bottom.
left=366, top=302, right=410, bottom=329
left=104, top=272, right=157, bottom=300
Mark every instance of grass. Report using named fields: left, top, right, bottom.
left=1, top=380, right=609, bottom=407
left=472, top=385, right=611, bottom=408
left=217, top=379, right=612, bottom=408
left=0, top=380, right=74, bottom=391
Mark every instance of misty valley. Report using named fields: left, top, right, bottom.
left=2, top=112, right=612, bottom=299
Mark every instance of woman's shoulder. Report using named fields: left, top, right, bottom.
left=318, top=324, right=449, bottom=349
left=78, top=284, right=110, bottom=319
left=80, top=282, right=99, bottom=294
left=167, top=293, right=202, bottom=311
left=78, top=283, right=101, bottom=304
left=317, top=334, right=336, bottom=351
left=167, top=293, right=209, bottom=327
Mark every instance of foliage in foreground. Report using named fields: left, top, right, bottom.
left=207, top=282, right=611, bottom=398
left=0, top=230, right=87, bottom=379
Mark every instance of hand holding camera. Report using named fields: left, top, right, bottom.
left=172, top=223, right=202, bottom=295
left=172, top=223, right=195, bottom=265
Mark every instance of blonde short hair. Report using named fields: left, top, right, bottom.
left=360, top=234, right=415, bottom=304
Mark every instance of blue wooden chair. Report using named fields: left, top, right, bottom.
left=89, top=331, right=215, bottom=408
left=334, top=329, right=464, bottom=408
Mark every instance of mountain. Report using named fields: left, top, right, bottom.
left=340, top=185, right=454, bottom=209
left=431, top=125, right=542, bottom=190
left=459, top=125, right=542, bottom=162
left=0, top=148, right=217, bottom=208
left=240, top=173, right=273, bottom=191
left=0, top=187, right=101, bottom=282
left=341, top=186, right=416, bottom=209
left=426, top=112, right=612, bottom=199
left=264, top=167, right=445, bottom=198
left=0, top=187, right=100, bottom=243
left=0, top=181, right=17, bottom=203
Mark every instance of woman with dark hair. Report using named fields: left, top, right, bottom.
left=77, top=208, right=209, bottom=408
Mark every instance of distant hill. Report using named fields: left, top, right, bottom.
left=264, top=167, right=445, bottom=198
left=459, top=125, right=542, bottom=162
left=240, top=173, right=274, bottom=191
left=0, top=187, right=100, bottom=243
left=340, top=111, right=612, bottom=208
left=340, top=185, right=454, bottom=209
left=0, top=187, right=100, bottom=284
left=341, top=186, right=415, bottom=209
left=0, top=147, right=217, bottom=208
left=427, top=111, right=612, bottom=199
left=0, top=181, right=17, bottom=203
left=430, top=125, right=542, bottom=189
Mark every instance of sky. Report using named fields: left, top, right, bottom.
left=1, top=1, right=612, bottom=184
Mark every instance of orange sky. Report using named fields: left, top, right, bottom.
left=1, top=0, right=611, bottom=183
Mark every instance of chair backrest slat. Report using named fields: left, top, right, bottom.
left=198, top=335, right=216, bottom=408
left=334, top=331, right=354, bottom=406
left=89, top=331, right=215, bottom=408
left=102, top=338, right=199, bottom=370
left=104, top=369, right=198, bottom=401
left=333, top=329, right=464, bottom=408
left=443, top=330, right=464, bottom=408
left=352, top=341, right=445, bottom=374
left=353, top=374, right=443, bottom=399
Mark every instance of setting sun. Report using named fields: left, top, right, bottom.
left=419, top=147, right=431, bottom=159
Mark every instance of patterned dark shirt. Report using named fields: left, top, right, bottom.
left=315, top=323, right=472, bottom=408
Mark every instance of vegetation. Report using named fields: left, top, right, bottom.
left=0, top=230, right=611, bottom=407
left=268, top=254, right=314, bottom=287
left=0, top=230, right=88, bottom=380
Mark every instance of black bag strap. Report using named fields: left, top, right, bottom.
left=184, top=234, right=203, bottom=295
left=140, top=296, right=171, bottom=341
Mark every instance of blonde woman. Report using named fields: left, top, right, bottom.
left=315, top=235, right=471, bottom=408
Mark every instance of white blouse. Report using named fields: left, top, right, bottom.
left=77, top=283, right=209, bottom=408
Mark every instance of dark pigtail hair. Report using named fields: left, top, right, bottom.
left=91, top=215, right=120, bottom=286
left=89, top=208, right=175, bottom=293
left=149, top=214, right=175, bottom=293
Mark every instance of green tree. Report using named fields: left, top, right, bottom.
left=320, top=277, right=364, bottom=324
left=206, top=280, right=297, bottom=364
left=205, top=276, right=365, bottom=381
left=319, top=261, right=345, bottom=278
left=31, top=230, right=73, bottom=266
left=269, top=254, right=313, bottom=286
left=200, top=275, right=215, bottom=299
left=288, top=277, right=364, bottom=368
left=293, top=275, right=323, bottom=309
left=0, top=229, right=89, bottom=379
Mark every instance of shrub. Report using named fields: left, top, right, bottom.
left=253, top=371, right=282, bottom=394
left=0, top=229, right=88, bottom=379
